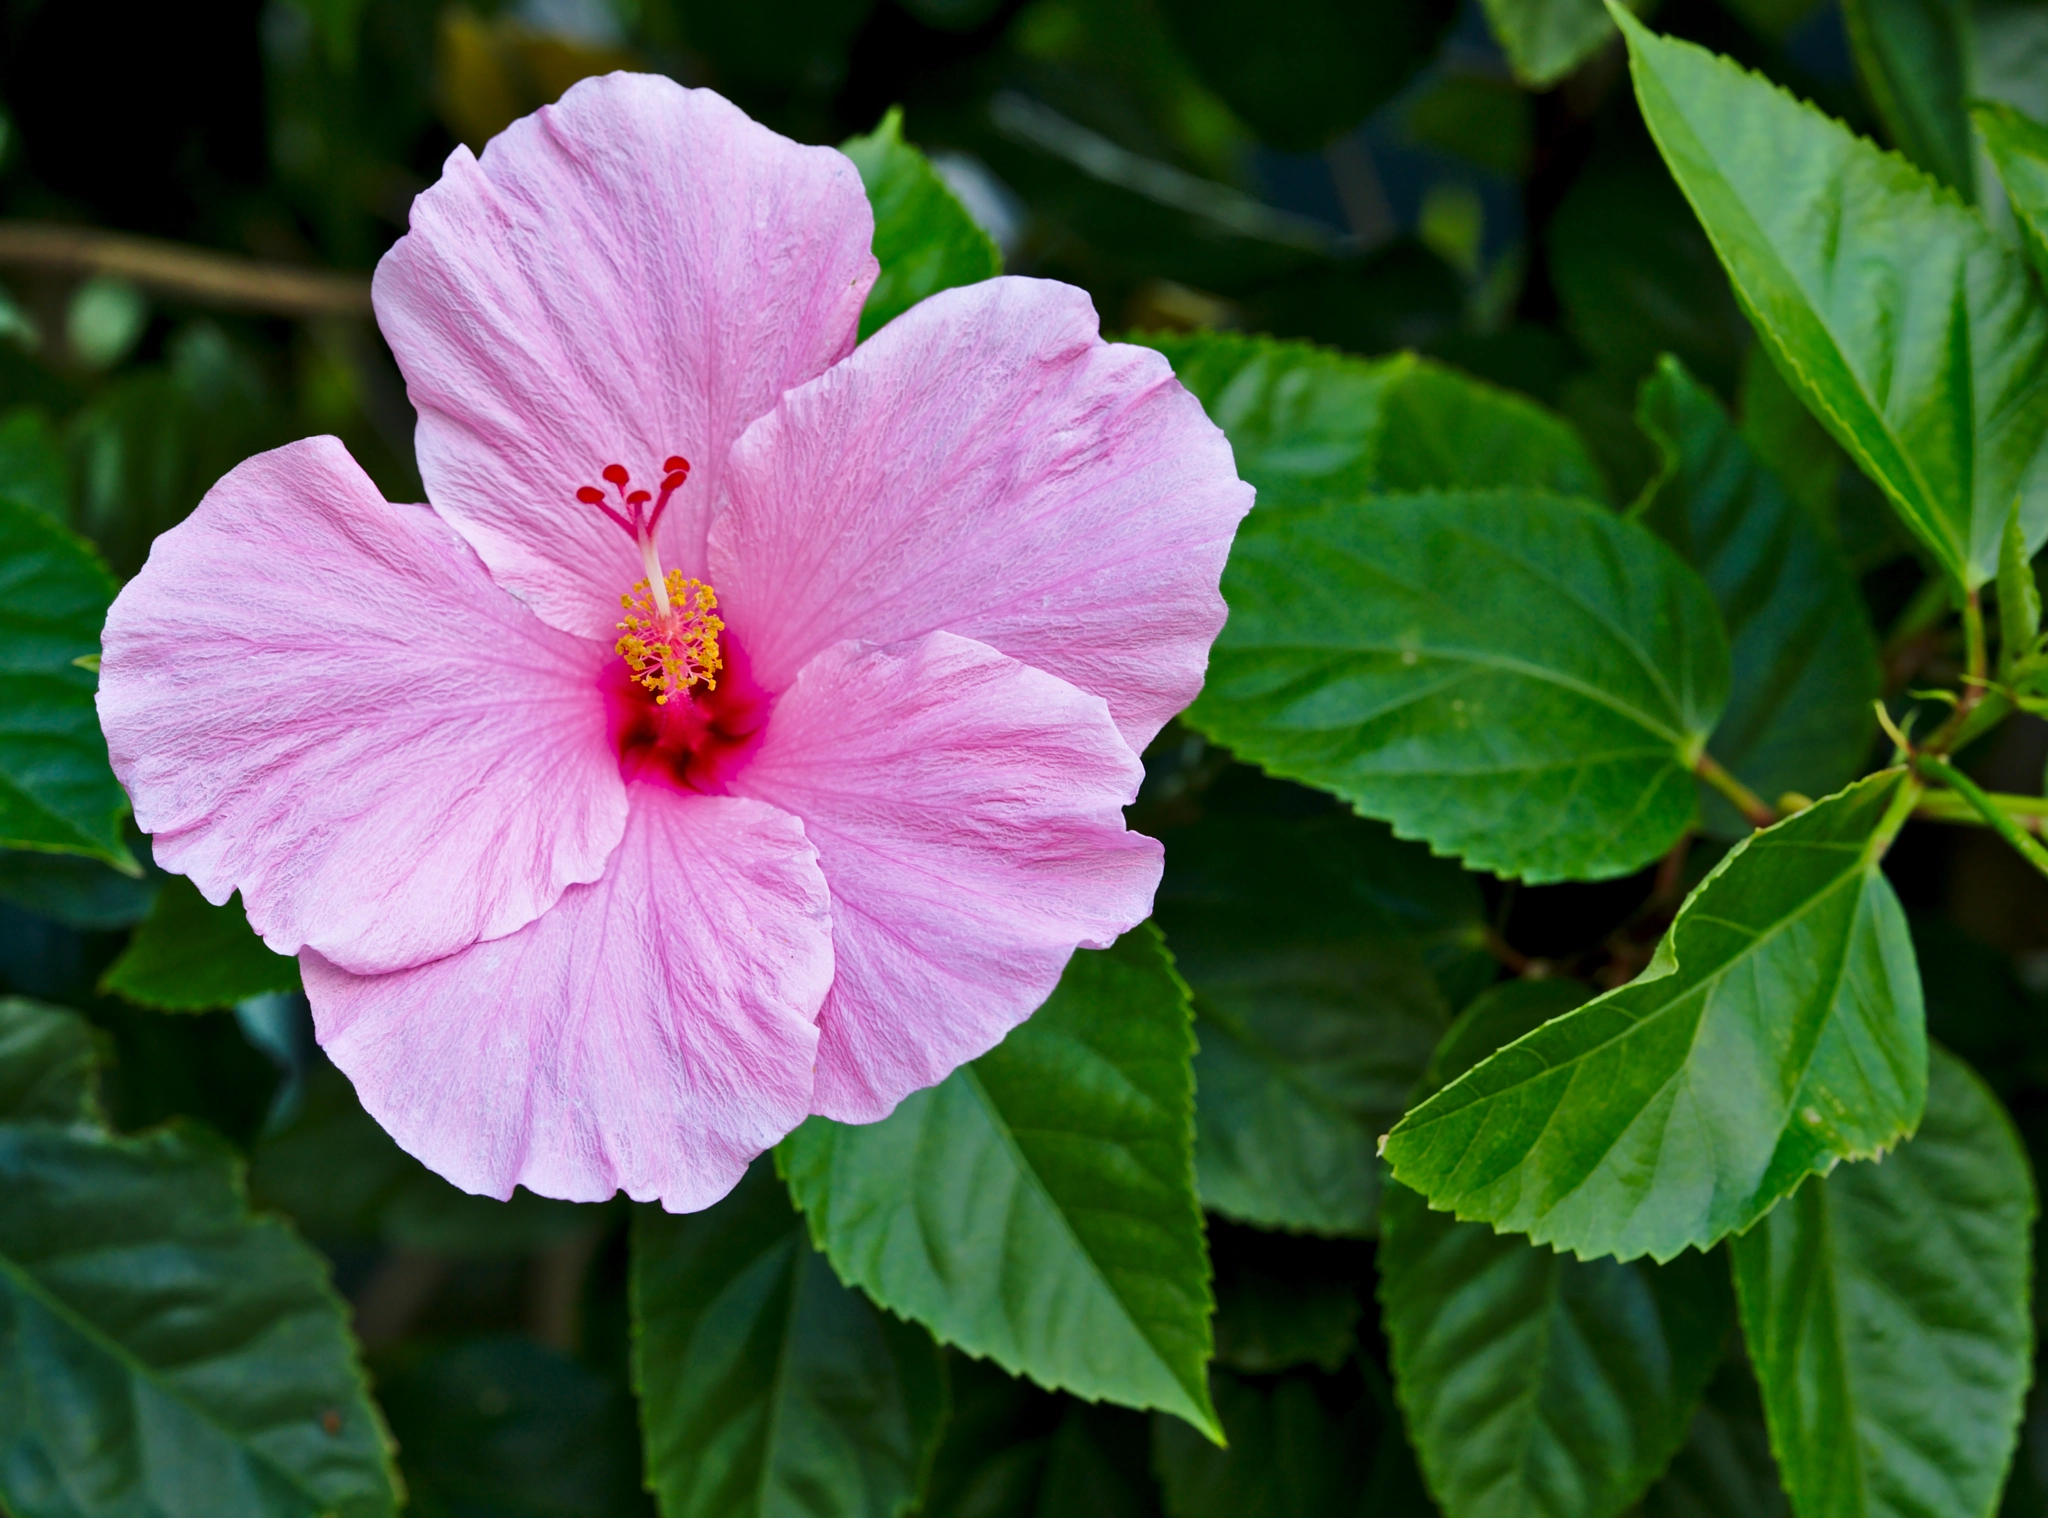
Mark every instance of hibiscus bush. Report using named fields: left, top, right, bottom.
left=6, top=0, right=2048, bottom=1514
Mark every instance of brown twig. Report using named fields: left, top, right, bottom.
left=0, top=221, right=373, bottom=318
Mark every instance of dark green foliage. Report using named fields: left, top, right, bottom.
left=0, top=496, right=129, bottom=869
left=632, top=1159, right=946, bottom=1518
left=0, top=1000, right=399, bottom=1518
left=3, top=4, right=2047, bottom=1514
left=1634, top=356, right=1882, bottom=833
left=101, top=876, right=301, bottom=1011
left=780, top=928, right=1219, bottom=1439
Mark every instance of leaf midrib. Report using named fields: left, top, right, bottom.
left=1633, top=29, right=1967, bottom=573
left=1399, top=839, right=1869, bottom=1141
left=1239, top=522, right=1698, bottom=750
left=956, top=1065, right=1206, bottom=1423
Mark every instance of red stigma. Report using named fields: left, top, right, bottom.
left=574, top=452, right=694, bottom=541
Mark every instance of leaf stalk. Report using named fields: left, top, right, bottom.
left=1914, top=755, right=2048, bottom=880
left=1694, top=752, right=1777, bottom=829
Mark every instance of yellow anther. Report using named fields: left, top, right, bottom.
left=616, top=571, right=723, bottom=704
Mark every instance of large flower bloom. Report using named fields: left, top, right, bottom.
left=96, top=75, right=1250, bottom=1210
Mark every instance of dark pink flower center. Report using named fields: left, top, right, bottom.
left=604, top=632, right=769, bottom=795
left=576, top=453, right=766, bottom=791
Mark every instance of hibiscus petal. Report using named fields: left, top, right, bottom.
left=711, top=276, right=1253, bottom=753
left=98, top=436, right=626, bottom=976
left=305, top=789, right=833, bottom=1212
left=374, top=73, right=878, bottom=638
left=730, top=630, right=1163, bottom=1123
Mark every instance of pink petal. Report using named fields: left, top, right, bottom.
left=98, top=437, right=626, bottom=976
left=729, top=630, right=1163, bottom=1123
left=305, top=789, right=833, bottom=1211
left=374, top=73, right=878, bottom=639
left=710, top=277, right=1253, bottom=753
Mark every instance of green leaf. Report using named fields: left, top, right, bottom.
left=0, top=846, right=158, bottom=930
left=1479, top=0, right=1646, bottom=87
left=1976, top=98, right=2048, bottom=288
left=779, top=926, right=1218, bottom=1439
left=0, top=998, right=398, bottom=1518
left=0, top=996, right=102, bottom=1124
left=1151, top=1369, right=1376, bottom=1518
left=0, top=495, right=131, bottom=870
left=2000, top=498, right=2042, bottom=679
left=1382, top=1184, right=1731, bottom=1518
left=632, top=1158, right=947, bottom=1518
left=1188, top=487, right=1730, bottom=882
left=1637, top=1361, right=1792, bottom=1518
left=1155, top=812, right=1467, bottom=1234
left=1380, top=979, right=1734, bottom=1518
left=251, top=1064, right=589, bottom=1256
left=1731, top=1045, right=2035, bottom=1518
left=377, top=1336, right=648, bottom=1518
left=1136, top=334, right=1607, bottom=513
left=100, top=874, right=302, bottom=1011
left=1384, top=769, right=1928, bottom=1263
left=1616, top=8, right=2048, bottom=589
left=1634, top=355, right=1881, bottom=834
left=1843, top=0, right=1977, bottom=194
left=842, top=108, right=1002, bottom=341
left=1153, top=0, right=1454, bottom=151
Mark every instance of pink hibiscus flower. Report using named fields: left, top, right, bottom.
left=95, top=75, right=1251, bottom=1211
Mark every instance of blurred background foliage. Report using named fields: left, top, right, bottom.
left=5, top=0, right=2048, bottom=1512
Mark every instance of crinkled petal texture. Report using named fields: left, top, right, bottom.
left=305, top=790, right=834, bottom=1211
left=97, top=436, right=625, bottom=977
left=711, top=276, right=1253, bottom=754
left=730, top=630, right=1163, bottom=1123
left=375, top=72, right=878, bottom=638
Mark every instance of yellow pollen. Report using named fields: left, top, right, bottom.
left=616, top=572, right=723, bottom=704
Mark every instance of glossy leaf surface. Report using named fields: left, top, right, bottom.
left=633, top=1158, right=945, bottom=1518
left=1634, top=355, right=1880, bottom=834
left=1732, top=1046, right=2034, bottom=1518
left=1619, top=10, right=2048, bottom=588
left=779, top=927, right=1218, bottom=1438
left=1384, top=771, right=1927, bottom=1262
left=0, top=1002, right=398, bottom=1518
left=843, top=107, right=1001, bottom=340
left=1380, top=980, right=1732, bottom=1518
left=0, top=495, right=130, bottom=868
left=1190, top=488, right=1728, bottom=882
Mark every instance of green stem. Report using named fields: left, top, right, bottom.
left=1915, top=756, right=2048, bottom=880
left=1694, top=752, right=1776, bottom=829
left=1923, top=590, right=1988, bottom=755
left=1914, top=786, right=2048, bottom=832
